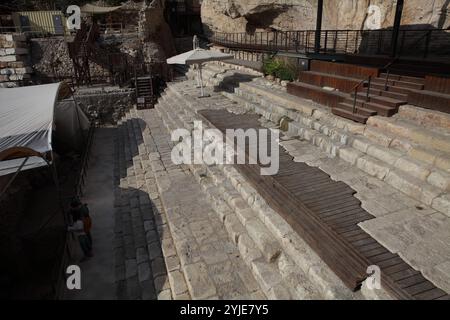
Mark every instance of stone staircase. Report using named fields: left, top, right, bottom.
left=114, top=110, right=188, bottom=300
left=115, top=105, right=272, bottom=299
left=193, top=63, right=450, bottom=218
left=149, top=80, right=391, bottom=300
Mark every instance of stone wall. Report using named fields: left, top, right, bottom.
left=0, top=34, right=32, bottom=88
left=201, top=0, right=450, bottom=34
left=74, top=86, right=136, bottom=125
left=30, top=37, right=118, bottom=82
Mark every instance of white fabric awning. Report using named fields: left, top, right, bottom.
left=0, top=83, right=61, bottom=157
left=166, top=49, right=234, bottom=65
left=0, top=82, right=73, bottom=176
left=0, top=157, right=48, bottom=177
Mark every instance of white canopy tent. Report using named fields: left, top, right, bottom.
left=166, top=46, right=233, bottom=97
left=0, top=83, right=90, bottom=178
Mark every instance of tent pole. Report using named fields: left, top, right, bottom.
left=0, top=157, right=29, bottom=198
left=47, top=151, right=67, bottom=226
left=72, top=95, right=89, bottom=147
left=196, top=64, right=201, bottom=88
left=199, top=63, right=205, bottom=97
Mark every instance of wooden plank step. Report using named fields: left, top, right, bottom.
left=354, top=92, right=407, bottom=107
left=379, top=73, right=425, bottom=85
left=361, top=87, right=409, bottom=101
left=372, top=78, right=424, bottom=90
left=338, top=102, right=377, bottom=117
left=344, top=97, right=399, bottom=117
left=371, top=83, right=413, bottom=95
left=331, top=107, right=368, bottom=124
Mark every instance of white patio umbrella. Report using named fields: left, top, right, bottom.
left=166, top=47, right=233, bottom=98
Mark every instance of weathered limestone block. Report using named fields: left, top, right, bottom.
left=183, top=262, right=217, bottom=300
left=407, top=146, right=439, bottom=167
left=0, top=34, right=26, bottom=42
left=237, top=233, right=263, bottom=264
left=435, top=154, right=450, bottom=172
left=245, top=218, right=282, bottom=263
left=384, top=170, right=441, bottom=206
left=351, top=136, right=372, bottom=153
left=0, top=55, right=26, bottom=63
left=8, top=74, right=30, bottom=81
left=168, top=270, right=189, bottom=297
left=427, top=170, right=450, bottom=191
left=364, top=127, right=393, bottom=147
left=394, top=156, right=432, bottom=181
left=432, top=194, right=450, bottom=217
left=367, top=145, right=402, bottom=166
left=0, top=47, right=28, bottom=56
left=339, top=147, right=364, bottom=165
left=356, top=156, right=391, bottom=180
left=398, top=105, right=450, bottom=131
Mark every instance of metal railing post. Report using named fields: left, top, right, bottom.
left=384, top=70, right=390, bottom=91
left=366, top=76, right=372, bottom=102
left=424, top=30, right=431, bottom=59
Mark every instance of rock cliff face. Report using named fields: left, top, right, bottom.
left=201, top=0, right=450, bottom=34
left=139, top=0, right=176, bottom=79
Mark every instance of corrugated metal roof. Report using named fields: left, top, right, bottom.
left=81, top=4, right=123, bottom=14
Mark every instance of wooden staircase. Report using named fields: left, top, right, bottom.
left=135, top=76, right=155, bottom=109
left=287, top=60, right=450, bottom=124
left=332, top=73, right=425, bottom=124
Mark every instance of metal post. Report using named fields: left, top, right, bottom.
left=384, top=70, right=390, bottom=91
left=315, top=0, right=324, bottom=53
left=391, top=0, right=404, bottom=57
left=424, top=30, right=431, bottom=58
left=196, top=64, right=201, bottom=88
left=198, top=64, right=205, bottom=97
left=366, top=76, right=372, bottom=102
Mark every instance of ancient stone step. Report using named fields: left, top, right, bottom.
left=135, top=107, right=268, bottom=300
left=217, top=71, right=450, bottom=216
left=113, top=110, right=193, bottom=300
left=397, top=105, right=450, bottom=132
left=367, top=116, right=450, bottom=155
left=172, top=65, right=450, bottom=293
left=161, top=81, right=368, bottom=299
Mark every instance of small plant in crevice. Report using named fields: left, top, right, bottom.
left=262, top=56, right=298, bottom=82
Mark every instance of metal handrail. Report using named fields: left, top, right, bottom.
left=351, top=57, right=398, bottom=114
left=383, top=58, right=399, bottom=90
left=351, top=76, right=372, bottom=114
